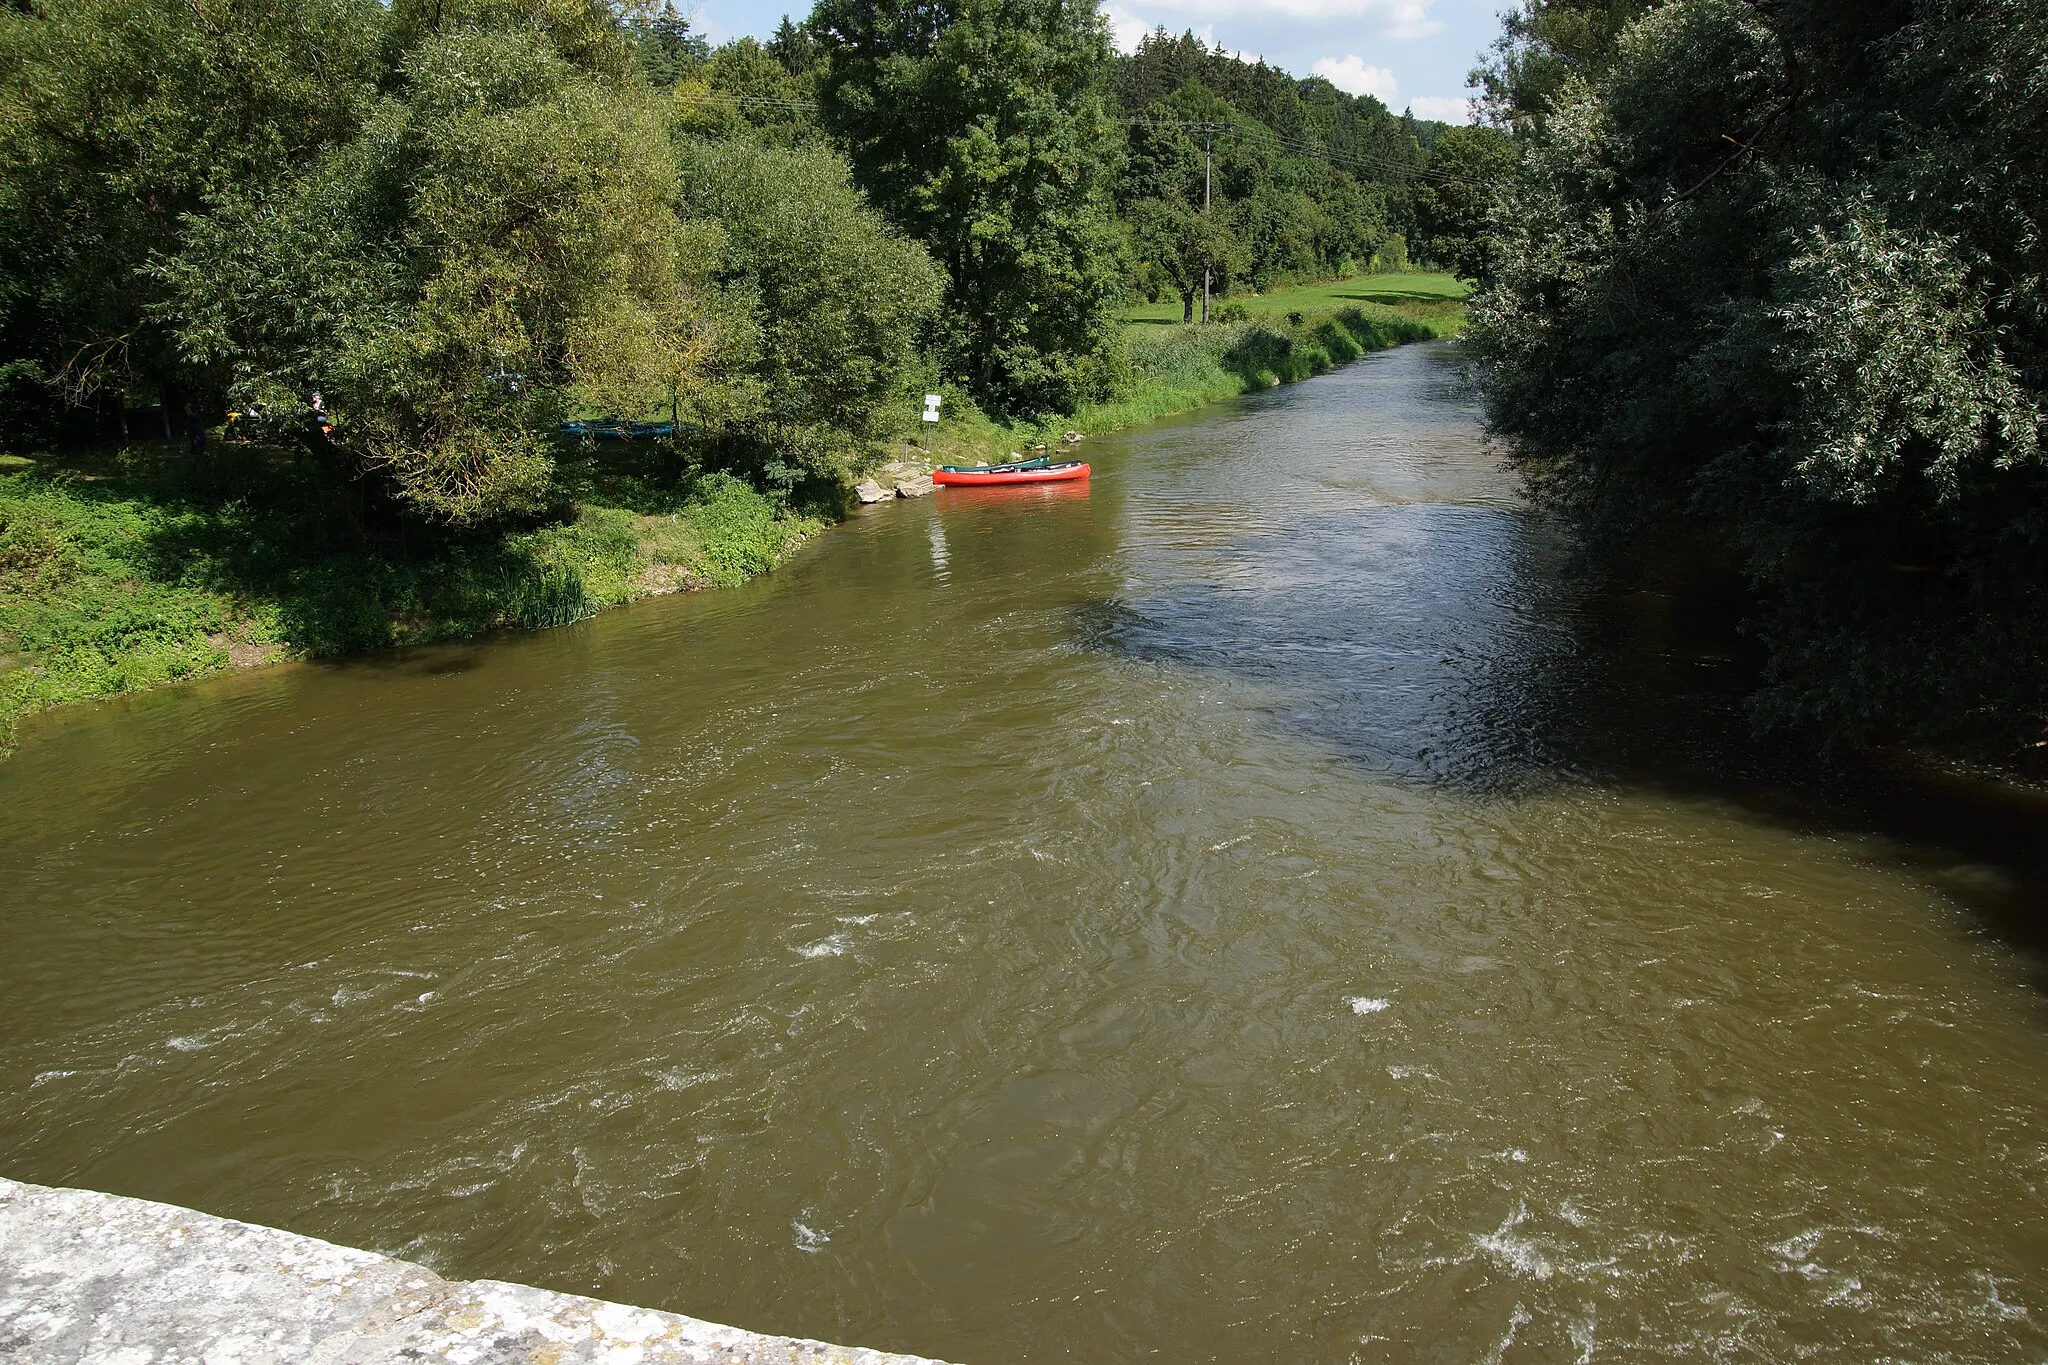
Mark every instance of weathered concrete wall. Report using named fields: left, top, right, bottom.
left=0, top=1176, right=954, bottom=1365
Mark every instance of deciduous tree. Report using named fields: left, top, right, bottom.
left=161, top=0, right=718, bottom=523
left=811, top=0, right=1124, bottom=416
left=1470, top=0, right=2048, bottom=755
left=675, top=138, right=944, bottom=488
left=1411, top=126, right=1514, bottom=284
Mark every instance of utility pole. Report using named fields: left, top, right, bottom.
left=1200, top=122, right=1215, bottom=324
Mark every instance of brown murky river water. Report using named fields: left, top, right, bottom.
left=5, top=342, right=2048, bottom=1361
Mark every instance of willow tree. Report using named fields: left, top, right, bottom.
left=160, top=0, right=722, bottom=523
left=1470, top=0, right=2048, bottom=755
left=0, top=0, right=383, bottom=431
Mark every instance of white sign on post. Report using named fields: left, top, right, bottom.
left=922, top=393, right=942, bottom=424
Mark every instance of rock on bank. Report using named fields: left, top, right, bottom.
left=0, top=1176, right=953, bottom=1365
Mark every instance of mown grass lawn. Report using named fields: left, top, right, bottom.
left=907, top=284, right=1465, bottom=471
left=1122, top=272, right=1469, bottom=327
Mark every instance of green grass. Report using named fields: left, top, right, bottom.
left=1120, top=272, right=1470, bottom=327
left=1082, top=306, right=1447, bottom=430
left=907, top=286, right=1467, bottom=469
left=0, top=444, right=819, bottom=755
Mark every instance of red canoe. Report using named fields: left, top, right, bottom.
left=933, top=461, right=1090, bottom=487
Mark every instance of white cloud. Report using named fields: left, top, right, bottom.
left=679, top=0, right=722, bottom=43
left=1099, top=0, right=1441, bottom=38
left=1308, top=58, right=1477, bottom=122
left=1103, top=9, right=1262, bottom=59
left=1374, top=1, right=1442, bottom=39
left=1311, top=54, right=1401, bottom=105
left=1407, top=95, right=1475, bottom=124
left=1103, top=3, right=1152, bottom=54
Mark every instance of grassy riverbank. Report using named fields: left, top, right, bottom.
left=0, top=444, right=818, bottom=753
left=0, top=273, right=1465, bottom=755
left=904, top=273, right=1468, bottom=467
left=1118, top=271, right=1469, bottom=327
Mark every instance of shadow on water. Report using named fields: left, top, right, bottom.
left=1076, top=550, right=2048, bottom=981
left=1537, top=560, right=2048, bottom=978
left=321, top=641, right=498, bottom=679
left=1072, top=341, right=2048, bottom=979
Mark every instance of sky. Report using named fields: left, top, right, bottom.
left=691, top=0, right=1510, bottom=124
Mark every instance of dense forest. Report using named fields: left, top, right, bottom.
left=0, top=0, right=1443, bottom=514
left=1468, top=0, right=2048, bottom=761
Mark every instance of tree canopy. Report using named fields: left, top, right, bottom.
left=675, top=138, right=944, bottom=489
left=1409, top=126, right=1514, bottom=285
left=0, top=0, right=1440, bottom=515
left=0, top=0, right=943, bottom=522
left=1470, top=0, right=2048, bottom=755
left=0, top=0, right=383, bottom=424
left=811, top=0, right=1125, bottom=417
left=154, top=0, right=719, bottom=521
left=1111, top=31, right=1416, bottom=307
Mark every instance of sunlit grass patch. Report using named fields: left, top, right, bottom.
left=0, top=450, right=818, bottom=756
left=1120, top=271, right=1469, bottom=327
left=897, top=295, right=1459, bottom=470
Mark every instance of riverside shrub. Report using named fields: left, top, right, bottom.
left=1471, top=0, right=2048, bottom=756
left=673, top=138, right=943, bottom=491
left=0, top=453, right=816, bottom=754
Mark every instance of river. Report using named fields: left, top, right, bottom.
left=4, top=341, right=2047, bottom=1362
